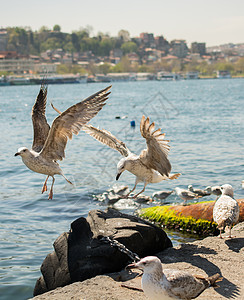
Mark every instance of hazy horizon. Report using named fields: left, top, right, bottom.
left=2, top=0, right=244, bottom=47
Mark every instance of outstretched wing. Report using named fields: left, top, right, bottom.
left=32, top=82, right=50, bottom=152
left=83, top=124, right=130, bottom=157
left=40, top=86, right=111, bottom=161
left=139, top=115, right=171, bottom=176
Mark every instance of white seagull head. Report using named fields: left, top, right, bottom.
left=220, top=184, right=234, bottom=197
left=127, top=256, right=163, bottom=274
left=116, top=157, right=128, bottom=180
left=15, top=147, right=31, bottom=158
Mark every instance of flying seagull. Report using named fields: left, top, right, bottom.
left=213, top=184, right=239, bottom=238
left=15, top=83, right=111, bottom=199
left=82, top=116, right=181, bottom=198
left=126, top=256, right=221, bottom=300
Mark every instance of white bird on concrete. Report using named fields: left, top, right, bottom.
left=82, top=116, right=181, bottom=198
left=127, top=256, right=221, bottom=300
left=188, top=185, right=211, bottom=197
left=15, top=83, right=111, bottom=199
left=175, top=187, right=200, bottom=205
left=213, top=184, right=240, bottom=238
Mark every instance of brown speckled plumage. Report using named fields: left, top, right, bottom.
left=15, top=83, right=111, bottom=199
left=82, top=116, right=180, bottom=198
left=127, top=256, right=221, bottom=300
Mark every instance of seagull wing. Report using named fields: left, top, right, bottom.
left=139, top=115, right=171, bottom=176
left=32, top=82, right=50, bottom=152
left=40, top=86, right=111, bottom=161
left=181, top=190, right=196, bottom=198
left=83, top=124, right=130, bottom=157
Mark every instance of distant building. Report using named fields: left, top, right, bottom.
left=155, top=36, right=170, bottom=53
left=0, top=58, right=35, bottom=74
left=34, top=63, right=57, bottom=74
left=0, top=51, right=18, bottom=59
left=170, top=40, right=189, bottom=58
left=140, top=33, right=155, bottom=47
left=191, top=42, right=206, bottom=56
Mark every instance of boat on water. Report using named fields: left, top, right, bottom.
left=157, top=71, right=181, bottom=81
left=8, top=76, right=31, bottom=85
left=0, top=76, right=10, bottom=86
left=0, top=74, right=88, bottom=86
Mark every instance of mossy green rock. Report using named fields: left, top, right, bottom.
left=139, top=205, right=219, bottom=236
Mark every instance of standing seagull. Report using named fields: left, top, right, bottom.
left=188, top=185, right=211, bottom=197
left=82, top=116, right=180, bottom=198
left=152, top=190, right=173, bottom=201
left=15, top=83, right=111, bottom=199
left=127, top=256, right=221, bottom=300
left=213, top=184, right=239, bottom=238
left=175, top=187, right=200, bottom=205
left=205, top=185, right=222, bottom=200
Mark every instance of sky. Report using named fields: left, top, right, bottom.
left=2, top=0, right=244, bottom=47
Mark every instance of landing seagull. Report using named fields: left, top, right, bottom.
left=83, top=116, right=181, bottom=198
left=127, top=256, right=221, bottom=300
left=15, top=83, right=111, bottom=199
left=213, top=184, right=239, bottom=238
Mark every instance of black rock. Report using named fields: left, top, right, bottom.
left=33, top=208, right=172, bottom=296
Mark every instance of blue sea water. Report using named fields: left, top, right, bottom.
left=0, top=79, right=243, bottom=300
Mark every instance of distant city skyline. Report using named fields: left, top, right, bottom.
left=2, top=0, right=244, bottom=47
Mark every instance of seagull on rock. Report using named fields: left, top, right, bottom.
left=175, top=187, right=200, bottom=205
left=15, top=83, right=111, bottom=199
left=188, top=185, right=211, bottom=197
left=213, top=184, right=239, bottom=238
left=127, top=256, right=221, bottom=300
left=152, top=190, right=173, bottom=201
left=82, top=116, right=181, bottom=198
left=205, top=185, right=222, bottom=200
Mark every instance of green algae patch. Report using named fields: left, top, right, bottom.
left=139, top=205, right=219, bottom=236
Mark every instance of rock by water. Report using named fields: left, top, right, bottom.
left=33, top=208, right=172, bottom=296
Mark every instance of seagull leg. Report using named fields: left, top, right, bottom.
left=228, top=227, right=233, bottom=238
left=42, top=176, right=49, bottom=193
left=132, top=182, right=147, bottom=199
left=182, top=199, right=187, bottom=206
left=48, top=177, right=55, bottom=200
left=123, top=179, right=139, bottom=198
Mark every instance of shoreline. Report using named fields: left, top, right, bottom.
left=31, top=222, right=244, bottom=300
left=1, top=74, right=244, bottom=86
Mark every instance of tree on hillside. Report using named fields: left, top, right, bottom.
left=121, top=41, right=138, bottom=54
left=118, top=30, right=130, bottom=42
left=53, top=24, right=61, bottom=32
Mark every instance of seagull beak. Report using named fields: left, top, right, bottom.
left=125, top=262, right=137, bottom=270
left=116, top=172, right=122, bottom=181
left=14, top=152, right=20, bottom=156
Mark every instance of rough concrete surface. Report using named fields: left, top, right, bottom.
left=31, top=222, right=244, bottom=300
